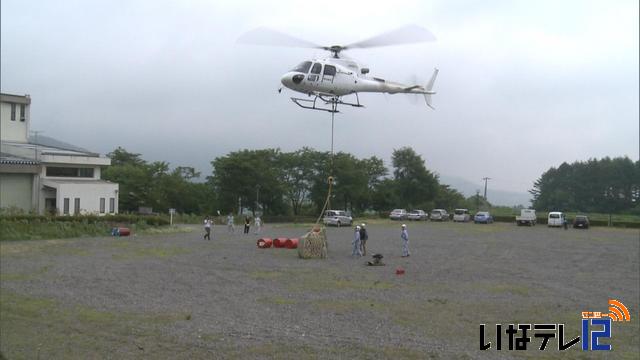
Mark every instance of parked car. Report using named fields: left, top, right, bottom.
left=407, top=210, right=428, bottom=221
left=323, top=210, right=353, bottom=227
left=430, top=209, right=449, bottom=221
left=389, top=209, right=408, bottom=220
left=474, top=211, right=494, bottom=224
left=573, top=215, right=590, bottom=229
left=516, top=209, right=537, bottom=226
left=547, top=211, right=566, bottom=227
left=453, top=209, right=471, bottom=222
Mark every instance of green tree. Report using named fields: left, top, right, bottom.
left=434, top=184, right=466, bottom=210
left=210, top=149, right=285, bottom=216
left=371, top=179, right=397, bottom=212
left=530, top=156, right=640, bottom=213
left=391, top=147, right=439, bottom=209
left=102, top=148, right=154, bottom=212
left=103, top=148, right=214, bottom=214
left=279, top=148, right=316, bottom=215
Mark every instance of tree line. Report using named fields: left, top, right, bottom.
left=102, top=146, right=474, bottom=216
left=529, top=157, right=640, bottom=214
left=103, top=148, right=638, bottom=217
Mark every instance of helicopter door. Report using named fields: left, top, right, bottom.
left=308, top=62, right=322, bottom=82
left=322, top=65, right=336, bottom=83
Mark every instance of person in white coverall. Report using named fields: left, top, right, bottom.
left=352, top=225, right=363, bottom=257
left=254, top=216, right=262, bottom=234
left=401, top=224, right=410, bottom=257
left=227, top=213, right=235, bottom=233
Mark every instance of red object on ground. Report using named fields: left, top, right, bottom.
left=274, top=237, right=288, bottom=248
left=396, top=267, right=405, bottom=275
left=257, top=238, right=273, bottom=248
left=118, top=227, right=131, bottom=236
left=285, top=238, right=299, bottom=249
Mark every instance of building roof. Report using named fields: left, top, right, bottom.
left=43, top=179, right=115, bottom=185
left=28, top=135, right=97, bottom=156
left=0, top=93, right=31, bottom=105
left=0, top=152, right=40, bottom=165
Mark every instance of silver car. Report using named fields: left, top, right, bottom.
left=407, top=210, right=427, bottom=221
left=389, top=209, right=408, bottom=220
left=323, top=210, right=353, bottom=227
left=430, top=209, right=449, bottom=221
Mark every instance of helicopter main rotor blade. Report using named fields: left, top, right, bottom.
left=237, top=27, right=323, bottom=49
left=345, top=24, right=436, bottom=50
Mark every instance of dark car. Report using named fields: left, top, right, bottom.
left=573, top=215, right=590, bottom=229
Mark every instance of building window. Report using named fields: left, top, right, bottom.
left=74, top=198, right=80, bottom=215
left=78, top=168, right=94, bottom=177
left=46, top=167, right=94, bottom=178
left=64, top=198, right=70, bottom=215
left=19, top=104, right=25, bottom=121
left=100, top=198, right=105, bottom=214
left=10, top=104, right=16, bottom=121
left=109, top=198, right=115, bottom=214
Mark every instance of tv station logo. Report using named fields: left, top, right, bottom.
left=480, top=299, right=631, bottom=351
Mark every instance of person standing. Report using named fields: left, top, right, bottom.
left=227, top=213, right=235, bottom=234
left=359, top=223, right=368, bottom=256
left=203, top=216, right=212, bottom=240
left=254, top=216, right=262, bottom=234
left=352, top=225, right=363, bottom=257
left=401, top=224, right=410, bottom=257
left=244, top=216, right=251, bottom=234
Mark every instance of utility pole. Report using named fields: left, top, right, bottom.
left=30, top=130, right=44, bottom=214
left=482, top=177, right=491, bottom=200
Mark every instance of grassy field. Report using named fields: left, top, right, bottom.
left=1, top=222, right=638, bottom=359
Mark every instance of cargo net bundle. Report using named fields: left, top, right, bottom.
left=298, top=176, right=333, bottom=259
left=298, top=227, right=328, bottom=259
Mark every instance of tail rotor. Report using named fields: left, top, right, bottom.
left=424, top=68, right=439, bottom=109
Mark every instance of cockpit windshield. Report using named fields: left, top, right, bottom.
left=291, top=61, right=312, bottom=73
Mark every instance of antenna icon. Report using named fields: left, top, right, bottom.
left=604, top=299, right=631, bottom=321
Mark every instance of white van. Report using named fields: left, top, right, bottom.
left=453, top=209, right=471, bottom=222
left=547, top=212, right=566, bottom=227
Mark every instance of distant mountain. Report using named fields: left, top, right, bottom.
left=439, top=175, right=531, bottom=207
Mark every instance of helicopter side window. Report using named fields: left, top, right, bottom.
left=291, top=61, right=312, bottom=73
left=308, top=62, right=322, bottom=81
left=310, top=63, right=322, bottom=74
left=323, top=65, right=336, bottom=76
left=322, top=65, right=336, bottom=83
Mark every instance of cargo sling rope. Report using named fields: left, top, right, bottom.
left=315, top=97, right=338, bottom=225
left=298, top=98, right=338, bottom=259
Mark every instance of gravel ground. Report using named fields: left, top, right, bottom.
left=1, top=221, right=638, bottom=359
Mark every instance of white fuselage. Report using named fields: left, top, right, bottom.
left=281, top=58, right=426, bottom=97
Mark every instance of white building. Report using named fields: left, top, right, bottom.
left=0, top=93, right=119, bottom=215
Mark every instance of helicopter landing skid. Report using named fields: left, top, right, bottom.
left=290, top=94, right=364, bottom=113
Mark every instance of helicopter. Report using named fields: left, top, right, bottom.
left=238, top=25, right=439, bottom=113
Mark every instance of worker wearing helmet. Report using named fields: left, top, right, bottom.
left=352, top=225, right=363, bottom=257
left=359, top=223, right=369, bottom=256
left=401, top=224, right=410, bottom=257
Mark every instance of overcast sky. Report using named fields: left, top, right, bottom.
left=2, top=0, right=638, bottom=196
